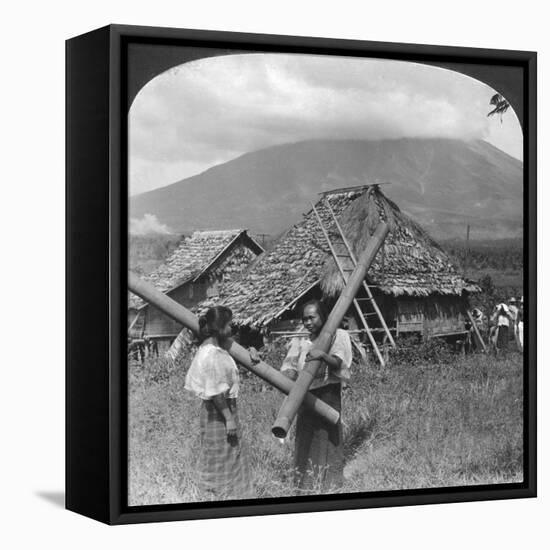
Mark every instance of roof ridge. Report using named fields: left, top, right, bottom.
left=191, top=228, right=246, bottom=236
left=319, top=182, right=392, bottom=196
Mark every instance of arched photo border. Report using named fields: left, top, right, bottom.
left=66, top=24, right=536, bottom=525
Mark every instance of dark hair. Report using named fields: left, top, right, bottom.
left=301, top=299, right=329, bottom=324
left=198, top=306, right=233, bottom=342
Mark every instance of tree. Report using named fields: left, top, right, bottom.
left=479, top=274, right=495, bottom=296
left=487, top=93, right=510, bottom=122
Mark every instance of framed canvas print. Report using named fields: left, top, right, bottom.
left=66, top=24, right=536, bottom=525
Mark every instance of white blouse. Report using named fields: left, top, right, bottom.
left=281, top=328, right=352, bottom=390
left=184, top=343, right=240, bottom=400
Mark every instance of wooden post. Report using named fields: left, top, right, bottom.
left=464, top=224, right=470, bottom=279
left=271, top=222, right=389, bottom=438
left=128, top=272, right=340, bottom=424
left=466, top=309, right=487, bottom=352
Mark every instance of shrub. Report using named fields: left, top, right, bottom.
left=388, top=336, right=455, bottom=367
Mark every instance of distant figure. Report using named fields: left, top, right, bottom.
left=128, top=338, right=140, bottom=362
left=516, top=296, right=524, bottom=352
left=144, top=337, right=158, bottom=358
left=128, top=338, right=145, bottom=362
left=280, top=299, right=352, bottom=492
left=184, top=306, right=253, bottom=500
left=490, top=303, right=511, bottom=355
left=508, top=297, right=519, bottom=344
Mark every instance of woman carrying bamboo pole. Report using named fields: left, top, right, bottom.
left=184, top=306, right=254, bottom=500
left=280, top=299, right=352, bottom=492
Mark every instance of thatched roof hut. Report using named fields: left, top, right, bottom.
left=130, top=229, right=263, bottom=310
left=129, top=229, right=263, bottom=347
left=319, top=186, right=478, bottom=297
left=199, top=185, right=479, bottom=340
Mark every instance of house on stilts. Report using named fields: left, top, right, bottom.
left=196, top=184, right=480, bottom=355
left=128, top=229, right=263, bottom=353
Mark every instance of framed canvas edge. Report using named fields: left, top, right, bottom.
left=66, top=24, right=537, bottom=525
left=110, top=485, right=536, bottom=525
left=108, top=22, right=537, bottom=58
left=66, top=25, right=112, bottom=525
left=524, top=52, right=537, bottom=498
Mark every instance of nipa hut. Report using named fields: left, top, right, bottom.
left=198, top=185, right=479, bottom=347
left=128, top=229, right=263, bottom=352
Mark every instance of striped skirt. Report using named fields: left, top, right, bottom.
left=497, top=325, right=509, bottom=350
left=294, top=383, right=344, bottom=493
left=197, top=398, right=254, bottom=500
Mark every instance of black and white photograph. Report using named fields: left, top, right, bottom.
left=127, top=46, right=527, bottom=506
left=4, top=0, right=548, bottom=543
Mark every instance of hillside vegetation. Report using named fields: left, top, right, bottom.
left=129, top=234, right=183, bottom=276
left=441, top=238, right=523, bottom=275
left=440, top=238, right=523, bottom=311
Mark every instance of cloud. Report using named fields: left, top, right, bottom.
left=130, top=214, right=171, bottom=235
left=129, top=53, right=523, bottom=195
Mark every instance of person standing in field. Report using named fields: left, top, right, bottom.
left=516, top=296, right=524, bottom=352
left=280, top=299, right=352, bottom=493
left=508, top=297, right=519, bottom=348
left=184, top=306, right=254, bottom=500
left=491, top=303, right=511, bottom=355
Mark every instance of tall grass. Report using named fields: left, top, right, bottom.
left=128, top=348, right=523, bottom=505
left=342, top=350, right=523, bottom=492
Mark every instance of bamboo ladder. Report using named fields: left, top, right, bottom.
left=311, top=198, right=396, bottom=367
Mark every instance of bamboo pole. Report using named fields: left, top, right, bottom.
left=128, top=272, right=340, bottom=424
left=271, top=222, right=389, bottom=438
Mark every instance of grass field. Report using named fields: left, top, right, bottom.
left=128, top=345, right=523, bottom=505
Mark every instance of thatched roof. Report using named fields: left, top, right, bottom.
left=129, top=229, right=263, bottom=309
left=320, top=186, right=480, bottom=297
left=199, top=185, right=480, bottom=329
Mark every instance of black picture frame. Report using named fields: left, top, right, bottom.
left=66, top=24, right=537, bottom=525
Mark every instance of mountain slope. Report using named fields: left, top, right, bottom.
left=130, top=138, right=523, bottom=239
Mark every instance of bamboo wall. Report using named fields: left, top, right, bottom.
left=395, top=295, right=468, bottom=338
left=264, top=287, right=469, bottom=344
left=143, top=281, right=209, bottom=340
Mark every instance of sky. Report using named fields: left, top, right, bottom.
left=129, top=53, right=523, bottom=196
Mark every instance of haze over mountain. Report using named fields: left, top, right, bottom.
left=130, top=138, right=523, bottom=240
